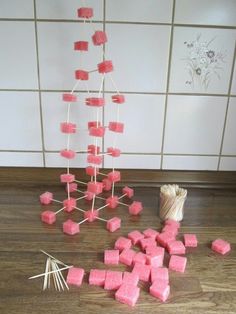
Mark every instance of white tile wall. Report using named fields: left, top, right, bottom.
left=0, top=1, right=236, bottom=171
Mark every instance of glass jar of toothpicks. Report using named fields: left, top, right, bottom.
left=159, top=184, right=187, bottom=222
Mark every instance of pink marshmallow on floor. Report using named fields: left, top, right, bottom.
left=162, top=224, right=179, bottom=237
left=151, top=267, right=169, bottom=284
left=166, top=240, right=186, bottom=255
left=39, top=191, right=53, bottom=205
left=63, top=219, right=80, bottom=235
left=104, top=270, right=123, bottom=290
left=150, top=281, right=170, bottom=302
left=165, top=219, right=180, bottom=229
left=143, top=228, right=159, bottom=239
left=146, top=246, right=164, bottom=268
left=119, top=249, right=136, bottom=266
left=104, top=250, right=119, bottom=265
left=156, top=232, right=175, bottom=248
left=128, top=230, right=144, bottom=245
left=106, top=196, right=119, bottom=209
left=133, top=252, right=147, bottom=265
left=66, top=267, right=84, bottom=287
left=132, top=262, right=151, bottom=282
left=84, top=209, right=99, bottom=222
left=115, top=283, right=140, bottom=307
left=139, top=237, right=156, bottom=251
left=63, top=198, right=76, bottom=213
left=122, top=186, right=134, bottom=198
left=211, top=239, right=231, bottom=255
left=123, top=272, right=139, bottom=286
left=184, top=234, right=198, bottom=247
left=106, top=217, right=121, bottom=232
left=41, top=210, right=56, bottom=225
left=169, top=255, right=187, bottom=273
left=129, top=201, right=143, bottom=215
left=115, top=236, right=132, bottom=251
left=89, top=269, right=106, bottom=287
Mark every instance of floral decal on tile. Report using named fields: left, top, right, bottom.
left=183, top=34, right=227, bottom=91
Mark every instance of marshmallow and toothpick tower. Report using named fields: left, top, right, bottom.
left=40, top=4, right=143, bottom=236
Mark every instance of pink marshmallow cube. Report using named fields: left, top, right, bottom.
left=106, top=196, right=119, bottom=209
left=88, top=121, right=101, bottom=129
left=115, top=236, right=132, bottom=251
left=108, top=121, right=124, bottom=133
left=211, top=239, right=231, bottom=255
left=166, top=240, right=186, bottom=255
left=87, top=181, right=103, bottom=195
left=60, top=173, right=75, bottom=183
left=102, top=178, right=112, bottom=191
left=151, top=267, right=169, bottom=284
left=122, top=186, right=134, bottom=198
left=128, top=230, right=144, bottom=245
left=66, top=267, right=84, bottom=287
left=165, top=219, right=180, bottom=229
left=98, top=60, right=113, bottom=73
left=107, top=147, right=121, bottom=157
left=60, top=122, right=76, bottom=134
left=106, top=217, right=121, bottom=232
left=107, top=170, right=121, bottom=183
left=63, top=219, right=80, bottom=235
left=89, top=126, right=106, bottom=137
left=123, top=272, right=139, bottom=286
left=162, top=224, right=179, bottom=237
left=133, top=252, right=147, bottom=265
left=75, top=69, right=89, bottom=80
left=143, top=228, right=159, bottom=239
left=41, top=210, right=56, bottom=225
left=84, top=209, right=99, bottom=222
left=77, top=7, right=93, bottom=18
left=74, top=41, right=88, bottom=51
left=150, top=281, right=170, bottom=302
left=86, top=97, right=105, bottom=107
left=104, top=270, right=123, bottom=290
left=39, top=191, right=53, bottom=205
left=129, top=201, right=143, bottom=215
left=112, top=94, right=125, bottom=104
left=156, top=232, right=175, bottom=248
left=92, top=31, right=107, bottom=46
left=146, top=246, right=164, bottom=268
left=87, top=154, right=103, bottom=165
left=119, top=249, right=136, bottom=266
left=86, top=166, right=99, bottom=177
left=89, top=269, right=106, bottom=287
left=84, top=190, right=94, bottom=201
left=184, top=234, right=198, bottom=247
left=132, top=262, right=151, bottom=282
left=62, top=93, right=77, bottom=102
left=115, top=283, right=140, bottom=307
left=63, top=198, right=77, bottom=213
left=139, top=237, right=156, bottom=251
left=66, top=182, right=78, bottom=193
left=169, top=255, right=187, bottom=273
left=87, top=144, right=100, bottom=155
left=60, top=149, right=76, bottom=159
left=104, top=249, right=119, bottom=265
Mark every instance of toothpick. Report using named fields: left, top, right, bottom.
left=40, top=250, right=69, bottom=267
left=29, top=265, right=72, bottom=280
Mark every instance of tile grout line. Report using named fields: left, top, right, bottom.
left=217, top=42, right=236, bottom=171
left=33, top=0, right=46, bottom=167
left=160, top=0, right=176, bottom=170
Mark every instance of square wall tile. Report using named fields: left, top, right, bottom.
left=0, top=152, right=43, bottom=167
left=0, top=0, right=33, bottom=18
left=162, top=155, right=218, bottom=170
left=104, top=94, right=165, bottom=153
left=106, top=0, right=173, bottom=23
left=41, top=92, right=103, bottom=151
left=105, top=24, right=171, bottom=93
left=36, top=0, right=103, bottom=20
left=231, top=59, right=236, bottom=95
left=104, top=154, right=161, bottom=169
left=0, top=92, right=42, bottom=150
left=175, top=0, right=236, bottom=26
left=0, top=22, right=38, bottom=89
left=222, top=98, right=236, bottom=155
left=163, top=95, right=227, bottom=154
left=37, top=22, right=103, bottom=90
left=219, top=157, right=236, bottom=171
left=45, top=152, right=87, bottom=168
left=169, top=27, right=236, bottom=94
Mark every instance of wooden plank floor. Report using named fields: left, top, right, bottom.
left=0, top=178, right=236, bottom=314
